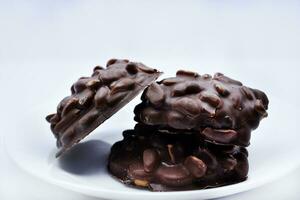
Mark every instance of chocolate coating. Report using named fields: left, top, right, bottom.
left=46, top=59, right=161, bottom=156
left=108, top=128, right=248, bottom=191
left=134, top=71, right=269, bottom=146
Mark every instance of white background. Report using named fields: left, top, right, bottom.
left=1, top=0, right=300, bottom=199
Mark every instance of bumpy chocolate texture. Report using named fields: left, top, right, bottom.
left=134, top=70, right=269, bottom=147
left=108, top=128, right=248, bottom=191
left=46, top=59, right=161, bottom=156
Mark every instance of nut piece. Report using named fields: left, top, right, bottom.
left=184, top=156, right=207, bottom=178
left=53, top=109, right=80, bottom=133
left=172, top=81, right=201, bottom=96
left=138, top=64, right=157, bottom=73
left=140, top=107, right=164, bottom=125
left=214, top=73, right=242, bottom=86
left=93, top=65, right=104, bottom=71
left=77, top=111, right=99, bottom=130
left=167, top=144, right=176, bottom=164
left=185, top=82, right=202, bottom=94
left=106, top=58, right=117, bottom=67
left=162, top=77, right=180, bottom=86
left=214, top=83, right=230, bottom=96
left=46, top=114, right=56, bottom=123
left=172, top=97, right=200, bottom=116
left=86, top=79, right=101, bottom=89
left=145, top=83, right=165, bottom=106
left=202, top=74, right=212, bottom=79
left=99, top=68, right=127, bottom=83
left=126, top=63, right=138, bottom=74
left=77, top=89, right=94, bottom=107
left=176, top=70, right=199, bottom=78
left=134, top=179, right=149, bottom=187
left=172, top=83, right=187, bottom=97
left=155, top=164, right=192, bottom=186
left=143, top=149, right=160, bottom=172
left=94, top=86, right=110, bottom=107
left=202, top=128, right=238, bottom=144
left=241, top=86, right=254, bottom=100
left=255, top=99, right=268, bottom=118
left=200, top=92, right=221, bottom=108
left=73, top=78, right=89, bottom=93
left=221, top=157, right=237, bottom=172
left=106, top=59, right=129, bottom=67
left=110, top=78, right=135, bottom=95
left=107, top=91, right=128, bottom=105
left=61, top=97, right=78, bottom=116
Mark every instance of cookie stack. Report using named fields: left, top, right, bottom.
left=46, top=59, right=269, bottom=192
left=108, top=70, right=269, bottom=191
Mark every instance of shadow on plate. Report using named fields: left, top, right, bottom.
left=58, top=140, right=111, bottom=175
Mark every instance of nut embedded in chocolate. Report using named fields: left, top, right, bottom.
left=143, top=149, right=160, bottom=172
left=46, top=59, right=162, bottom=156
left=184, top=156, right=207, bottom=178
left=134, top=71, right=269, bottom=146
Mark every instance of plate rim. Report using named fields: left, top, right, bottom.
left=4, top=102, right=300, bottom=200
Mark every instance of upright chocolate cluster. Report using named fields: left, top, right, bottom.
left=108, top=70, right=269, bottom=191
left=46, top=59, right=161, bottom=156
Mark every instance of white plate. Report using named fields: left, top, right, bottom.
left=4, top=97, right=300, bottom=200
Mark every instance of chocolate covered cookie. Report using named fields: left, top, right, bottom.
left=46, top=59, right=161, bottom=156
left=108, top=128, right=248, bottom=191
left=134, top=71, right=269, bottom=146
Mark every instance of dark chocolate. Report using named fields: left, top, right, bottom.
left=134, top=71, right=269, bottom=146
left=108, top=128, right=248, bottom=191
left=46, top=59, right=161, bottom=156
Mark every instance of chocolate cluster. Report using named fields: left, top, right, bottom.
left=134, top=71, right=269, bottom=146
left=108, top=70, right=268, bottom=191
left=46, top=59, right=161, bottom=156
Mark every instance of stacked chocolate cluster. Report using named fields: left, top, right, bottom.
left=108, top=70, right=269, bottom=191
left=46, top=59, right=269, bottom=192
